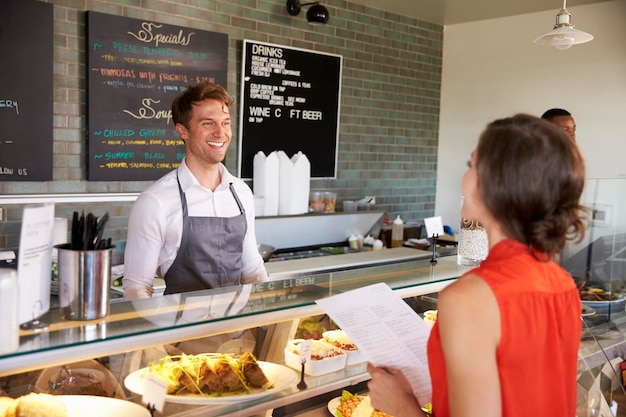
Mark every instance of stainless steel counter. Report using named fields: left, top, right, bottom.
left=265, top=247, right=433, bottom=279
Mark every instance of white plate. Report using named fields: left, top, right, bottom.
left=59, top=395, right=150, bottom=417
left=327, top=396, right=341, bottom=416
left=581, top=305, right=596, bottom=317
left=124, top=361, right=297, bottom=404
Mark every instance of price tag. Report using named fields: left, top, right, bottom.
left=143, top=372, right=167, bottom=412
left=424, top=216, right=444, bottom=239
left=299, top=339, right=312, bottom=364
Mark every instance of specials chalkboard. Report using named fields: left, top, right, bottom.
left=238, top=40, right=342, bottom=179
left=87, top=12, right=228, bottom=181
left=0, top=0, right=53, bottom=181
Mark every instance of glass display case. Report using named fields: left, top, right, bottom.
left=562, top=178, right=626, bottom=415
left=1, top=177, right=625, bottom=416
left=0, top=256, right=463, bottom=417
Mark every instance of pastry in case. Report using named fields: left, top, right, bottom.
left=284, top=339, right=347, bottom=376
left=34, top=359, right=125, bottom=398
left=321, top=330, right=366, bottom=365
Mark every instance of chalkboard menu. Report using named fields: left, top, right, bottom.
left=238, top=40, right=342, bottom=179
left=87, top=12, right=228, bottom=181
left=0, top=0, right=53, bottom=181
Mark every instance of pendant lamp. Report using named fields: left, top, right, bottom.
left=534, top=0, right=593, bottom=50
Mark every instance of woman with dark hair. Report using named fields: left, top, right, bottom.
left=367, top=114, right=587, bottom=417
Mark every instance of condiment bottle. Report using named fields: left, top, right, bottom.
left=0, top=267, right=19, bottom=354
left=348, top=234, right=359, bottom=249
left=391, top=214, right=404, bottom=248
left=363, top=235, right=374, bottom=251
left=356, top=234, right=364, bottom=250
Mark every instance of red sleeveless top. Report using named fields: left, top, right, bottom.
left=427, top=240, right=581, bottom=417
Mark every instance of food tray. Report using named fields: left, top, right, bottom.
left=321, top=330, right=366, bottom=365
left=284, top=339, right=347, bottom=376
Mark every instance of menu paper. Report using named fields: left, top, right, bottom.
left=315, top=283, right=432, bottom=406
left=17, top=203, right=55, bottom=325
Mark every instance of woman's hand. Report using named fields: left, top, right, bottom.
left=367, top=363, right=426, bottom=417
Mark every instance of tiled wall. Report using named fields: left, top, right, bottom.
left=0, top=0, right=443, bottom=250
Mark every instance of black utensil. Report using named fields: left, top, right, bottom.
left=71, top=211, right=79, bottom=249
left=83, top=213, right=94, bottom=250
left=93, top=212, right=110, bottom=249
left=77, top=211, right=86, bottom=250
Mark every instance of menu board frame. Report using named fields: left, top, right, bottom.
left=238, top=40, right=342, bottom=179
left=86, top=12, right=228, bottom=181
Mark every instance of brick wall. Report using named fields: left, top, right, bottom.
left=0, top=0, right=442, bottom=250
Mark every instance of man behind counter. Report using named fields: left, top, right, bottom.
left=541, top=108, right=576, bottom=141
left=123, top=82, right=268, bottom=300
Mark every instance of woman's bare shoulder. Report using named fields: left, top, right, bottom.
left=440, top=272, right=493, bottom=304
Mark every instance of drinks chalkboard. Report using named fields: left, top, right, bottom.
left=238, top=40, right=342, bottom=179
left=0, top=0, right=53, bottom=181
left=87, top=12, right=228, bottom=181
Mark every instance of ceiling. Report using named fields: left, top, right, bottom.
left=349, top=0, right=610, bottom=25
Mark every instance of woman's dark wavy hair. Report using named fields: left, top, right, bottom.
left=171, top=82, right=233, bottom=128
left=475, top=113, right=587, bottom=259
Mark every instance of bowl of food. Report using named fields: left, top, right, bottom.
left=257, top=243, right=276, bottom=262
left=423, top=310, right=438, bottom=328
left=579, top=284, right=626, bottom=315
left=34, top=359, right=125, bottom=398
left=322, top=330, right=366, bottom=365
left=284, top=339, right=346, bottom=376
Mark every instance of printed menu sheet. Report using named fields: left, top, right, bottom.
left=316, top=283, right=432, bottom=405
left=17, top=203, right=55, bottom=325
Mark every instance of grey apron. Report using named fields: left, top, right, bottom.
left=163, top=177, right=247, bottom=294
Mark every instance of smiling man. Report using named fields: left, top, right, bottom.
left=123, top=82, right=267, bottom=299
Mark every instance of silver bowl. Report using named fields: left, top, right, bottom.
left=257, top=243, right=276, bottom=262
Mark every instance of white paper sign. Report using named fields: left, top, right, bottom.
left=143, top=373, right=167, bottom=412
left=316, top=283, right=432, bottom=406
left=424, top=216, right=444, bottom=239
left=17, top=203, right=54, bottom=325
left=299, top=338, right=312, bottom=364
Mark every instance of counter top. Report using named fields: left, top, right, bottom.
left=265, top=247, right=433, bottom=279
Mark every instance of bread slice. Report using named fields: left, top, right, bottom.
left=0, top=396, right=17, bottom=417
left=15, top=393, right=66, bottom=417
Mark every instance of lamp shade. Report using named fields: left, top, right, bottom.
left=306, top=4, right=329, bottom=25
left=533, top=4, right=593, bottom=49
left=534, top=26, right=593, bottom=49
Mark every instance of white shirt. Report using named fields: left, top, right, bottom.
left=123, top=160, right=267, bottom=299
